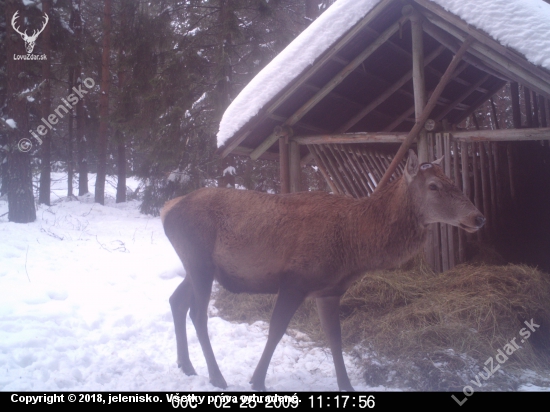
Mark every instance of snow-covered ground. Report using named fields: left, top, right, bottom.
left=0, top=174, right=379, bottom=391
left=1, top=173, right=549, bottom=391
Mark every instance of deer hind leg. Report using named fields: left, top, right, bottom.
left=250, top=284, right=306, bottom=391
left=169, top=275, right=196, bottom=376
left=187, top=262, right=227, bottom=389
left=316, top=296, right=354, bottom=391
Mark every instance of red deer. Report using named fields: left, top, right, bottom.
left=161, top=150, right=485, bottom=391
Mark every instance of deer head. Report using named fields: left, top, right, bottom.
left=11, top=11, right=49, bottom=54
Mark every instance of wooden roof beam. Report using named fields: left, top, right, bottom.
left=294, top=132, right=407, bottom=145
left=268, top=113, right=328, bottom=134
left=337, top=44, right=447, bottom=132
left=249, top=16, right=408, bottom=160
left=218, top=0, right=397, bottom=158
left=300, top=83, right=398, bottom=124
left=415, top=0, right=550, bottom=89
left=435, top=74, right=491, bottom=121
left=231, top=146, right=280, bottom=161
left=452, top=127, right=550, bottom=142
left=453, top=80, right=507, bottom=125
left=422, top=19, right=509, bottom=82
left=341, top=22, right=490, bottom=94
left=420, top=5, right=550, bottom=98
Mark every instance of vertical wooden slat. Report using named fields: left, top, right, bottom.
left=507, top=143, right=516, bottom=203
left=289, top=140, right=301, bottom=193
left=540, top=96, right=548, bottom=128
left=328, top=145, right=361, bottom=198
left=472, top=142, right=482, bottom=241
left=307, top=144, right=340, bottom=194
left=328, top=144, right=357, bottom=197
left=459, top=142, right=470, bottom=263
left=341, top=145, right=374, bottom=196
left=436, top=134, right=449, bottom=271
left=479, top=141, right=491, bottom=238
left=493, top=142, right=503, bottom=208
left=510, top=82, right=521, bottom=128
left=445, top=134, right=455, bottom=268
left=364, top=149, right=387, bottom=181
left=336, top=145, right=370, bottom=197
left=533, top=91, right=540, bottom=128
left=279, top=136, right=290, bottom=194
left=358, top=147, right=383, bottom=183
left=425, top=133, right=438, bottom=271
left=312, top=145, right=351, bottom=196
left=486, top=142, right=498, bottom=234
left=525, top=86, right=533, bottom=128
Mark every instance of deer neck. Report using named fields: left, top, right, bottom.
left=351, top=178, right=428, bottom=270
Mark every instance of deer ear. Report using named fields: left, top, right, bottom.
left=432, top=156, right=444, bottom=166
left=405, top=149, right=419, bottom=182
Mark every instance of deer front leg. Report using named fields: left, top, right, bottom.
left=316, top=295, right=354, bottom=391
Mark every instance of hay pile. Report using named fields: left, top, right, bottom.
left=213, top=262, right=550, bottom=390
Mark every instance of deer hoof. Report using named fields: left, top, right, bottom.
left=250, top=379, right=266, bottom=391
left=339, top=383, right=355, bottom=392
left=178, top=362, right=197, bottom=376
left=210, top=375, right=228, bottom=389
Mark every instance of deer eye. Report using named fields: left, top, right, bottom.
left=429, top=183, right=438, bottom=191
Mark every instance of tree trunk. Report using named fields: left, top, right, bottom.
left=67, top=69, right=75, bottom=197
left=95, top=0, right=112, bottom=205
left=38, top=0, right=52, bottom=205
left=5, top=0, right=36, bottom=222
left=216, top=0, right=235, bottom=189
left=71, top=0, right=88, bottom=196
left=116, top=132, right=126, bottom=203
left=116, top=3, right=128, bottom=203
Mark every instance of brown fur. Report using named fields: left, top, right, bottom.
left=162, top=151, right=484, bottom=391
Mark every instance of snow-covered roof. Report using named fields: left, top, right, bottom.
left=217, top=0, right=550, bottom=148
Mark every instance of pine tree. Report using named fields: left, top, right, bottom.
left=4, top=0, right=36, bottom=222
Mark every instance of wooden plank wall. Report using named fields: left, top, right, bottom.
left=308, top=136, right=514, bottom=273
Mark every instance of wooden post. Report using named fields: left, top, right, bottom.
left=479, top=141, right=491, bottom=238
left=525, top=86, right=533, bottom=128
left=444, top=133, right=455, bottom=268
left=459, top=142, right=470, bottom=263
left=375, top=36, right=475, bottom=191
left=410, top=8, right=428, bottom=163
left=508, top=82, right=521, bottom=203
left=510, top=82, right=522, bottom=128
left=507, top=143, right=516, bottom=203
left=289, top=140, right=302, bottom=193
left=472, top=142, right=482, bottom=241
left=279, top=136, right=290, bottom=194
left=540, top=96, right=548, bottom=128
left=533, top=91, right=540, bottom=128
left=489, top=98, right=503, bottom=208
left=410, top=7, right=435, bottom=270
left=436, top=134, right=448, bottom=271
left=487, top=142, right=497, bottom=235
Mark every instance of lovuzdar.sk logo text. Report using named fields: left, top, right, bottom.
left=11, top=11, right=49, bottom=60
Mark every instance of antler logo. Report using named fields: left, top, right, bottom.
left=11, top=11, right=49, bottom=54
